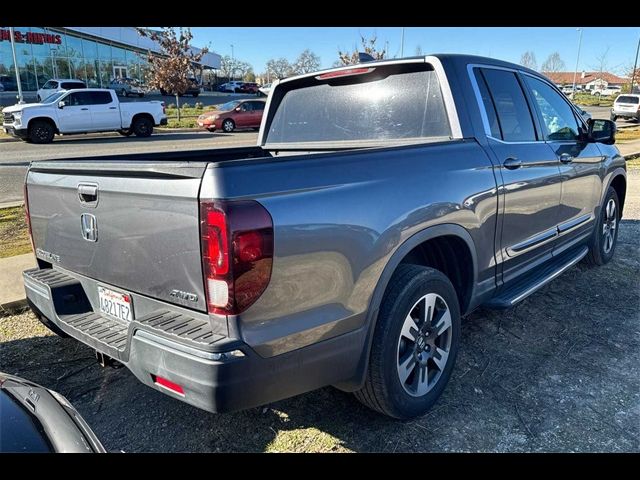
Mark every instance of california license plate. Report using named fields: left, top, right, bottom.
left=98, top=286, right=134, bottom=322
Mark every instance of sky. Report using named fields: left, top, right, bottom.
left=189, top=27, right=640, bottom=75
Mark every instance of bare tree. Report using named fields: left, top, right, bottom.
left=243, top=71, right=256, bottom=82
left=293, top=49, right=321, bottom=74
left=338, top=35, right=386, bottom=66
left=520, top=51, right=538, bottom=71
left=591, top=47, right=611, bottom=75
left=136, top=27, right=208, bottom=121
left=266, top=57, right=293, bottom=79
left=415, top=45, right=423, bottom=57
left=541, top=52, right=566, bottom=72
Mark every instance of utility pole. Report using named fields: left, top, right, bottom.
left=571, top=27, right=583, bottom=98
left=9, top=27, right=25, bottom=104
left=631, top=34, right=640, bottom=94
left=400, top=27, right=405, bottom=58
left=230, top=44, right=235, bottom=80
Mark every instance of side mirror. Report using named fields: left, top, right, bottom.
left=235, top=107, right=242, bottom=112
left=588, top=118, right=616, bottom=145
left=58, top=101, right=65, bottom=109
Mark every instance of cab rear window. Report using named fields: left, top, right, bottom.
left=265, top=63, right=451, bottom=146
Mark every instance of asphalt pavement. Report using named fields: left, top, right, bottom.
left=0, top=131, right=259, bottom=204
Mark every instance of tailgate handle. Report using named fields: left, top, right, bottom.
left=78, top=184, right=98, bottom=205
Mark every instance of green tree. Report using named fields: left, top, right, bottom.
left=136, top=27, right=209, bottom=121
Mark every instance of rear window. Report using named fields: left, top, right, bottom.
left=616, top=95, right=639, bottom=104
left=265, top=64, right=451, bottom=146
left=43, top=80, right=58, bottom=89
left=61, top=81, right=86, bottom=89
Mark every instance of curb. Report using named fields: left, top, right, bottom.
left=0, top=298, right=28, bottom=315
left=0, top=201, right=24, bottom=210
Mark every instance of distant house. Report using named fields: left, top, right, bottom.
left=543, top=71, right=629, bottom=92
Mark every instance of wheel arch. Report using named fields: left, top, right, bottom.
left=130, top=112, right=155, bottom=129
left=335, top=224, right=478, bottom=392
left=26, top=116, right=59, bottom=134
left=608, top=172, right=626, bottom=219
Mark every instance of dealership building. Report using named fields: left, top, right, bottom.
left=0, top=27, right=221, bottom=92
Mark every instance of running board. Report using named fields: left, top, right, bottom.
left=484, top=246, right=588, bottom=309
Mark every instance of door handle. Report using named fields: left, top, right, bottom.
left=80, top=107, right=89, bottom=111
left=503, top=157, right=522, bottom=170
left=560, top=153, right=574, bottom=163
left=108, top=107, right=117, bottom=109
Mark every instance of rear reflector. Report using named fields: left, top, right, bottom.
left=200, top=200, right=273, bottom=316
left=316, top=67, right=375, bottom=80
left=152, top=375, right=185, bottom=396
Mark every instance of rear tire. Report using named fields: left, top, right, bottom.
left=132, top=116, right=153, bottom=137
left=28, top=120, right=55, bottom=144
left=354, top=264, right=461, bottom=419
left=584, top=186, right=620, bottom=266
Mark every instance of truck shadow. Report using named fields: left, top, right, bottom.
left=1, top=219, right=638, bottom=452
left=47, top=131, right=251, bottom=146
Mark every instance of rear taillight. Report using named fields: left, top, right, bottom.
left=200, top=200, right=273, bottom=315
left=161, top=102, right=166, bottom=114
left=23, top=181, right=34, bottom=253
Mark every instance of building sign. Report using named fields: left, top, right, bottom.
left=0, top=29, right=62, bottom=45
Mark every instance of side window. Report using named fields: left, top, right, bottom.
left=481, top=68, right=537, bottom=142
left=250, top=101, right=265, bottom=111
left=524, top=76, right=581, bottom=141
left=65, top=92, right=93, bottom=106
left=474, top=69, right=501, bottom=139
left=44, top=81, right=58, bottom=89
left=89, top=92, right=113, bottom=105
left=240, top=102, right=252, bottom=112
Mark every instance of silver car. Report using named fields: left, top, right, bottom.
left=109, top=78, right=145, bottom=97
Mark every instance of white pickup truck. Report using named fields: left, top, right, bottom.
left=2, top=88, right=167, bottom=143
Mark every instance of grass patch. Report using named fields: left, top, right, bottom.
left=165, top=106, right=216, bottom=117
left=616, top=127, right=640, bottom=142
left=264, top=425, right=349, bottom=453
left=0, top=206, right=31, bottom=258
left=165, top=118, right=199, bottom=128
left=626, top=157, right=640, bottom=169
left=573, top=93, right=614, bottom=107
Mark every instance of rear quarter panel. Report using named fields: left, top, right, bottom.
left=201, top=140, right=499, bottom=357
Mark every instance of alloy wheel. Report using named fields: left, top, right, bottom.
left=602, top=198, right=617, bottom=254
left=396, top=293, right=453, bottom=397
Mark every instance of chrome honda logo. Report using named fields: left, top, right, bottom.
left=80, top=213, right=98, bottom=242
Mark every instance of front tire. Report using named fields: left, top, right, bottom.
left=584, top=186, right=620, bottom=266
left=354, top=264, right=461, bottom=419
left=132, top=116, right=153, bottom=137
left=28, top=120, right=55, bottom=144
left=222, top=118, right=235, bottom=133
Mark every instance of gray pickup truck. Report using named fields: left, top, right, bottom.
left=22, top=54, right=626, bottom=419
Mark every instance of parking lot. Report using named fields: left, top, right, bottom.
left=1, top=167, right=638, bottom=452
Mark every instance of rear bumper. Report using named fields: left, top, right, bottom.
left=23, top=267, right=363, bottom=413
left=612, top=109, right=640, bottom=119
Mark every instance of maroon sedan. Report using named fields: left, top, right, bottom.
left=197, top=99, right=266, bottom=133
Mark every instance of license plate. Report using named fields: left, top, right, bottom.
left=98, top=286, right=134, bottom=322
left=198, top=122, right=204, bottom=126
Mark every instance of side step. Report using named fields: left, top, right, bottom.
left=484, top=246, right=588, bottom=309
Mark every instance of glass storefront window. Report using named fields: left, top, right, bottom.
left=64, top=33, right=84, bottom=59
left=97, top=42, right=111, bottom=62
left=83, top=60, right=100, bottom=87
left=111, top=45, right=126, bottom=64
left=82, top=37, right=98, bottom=59
left=99, top=60, right=112, bottom=86
left=69, top=58, right=86, bottom=83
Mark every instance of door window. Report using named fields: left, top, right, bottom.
left=64, top=92, right=93, bottom=106
left=249, top=101, right=265, bottom=111
left=480, top=69, right=537, bottom=142
left=524, top=76, right=581, bottom=141
left=240, top=102, right=252, bottom=112
left=89, top=91, right=113, bottom=105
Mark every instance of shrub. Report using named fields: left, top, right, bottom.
left=167, top=103, right=176, bottom=109
left=181, top=102, right=192, bottom=109
left=195, top=102, right=204, bottom=109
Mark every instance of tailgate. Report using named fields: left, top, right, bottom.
left=26, top=161, right=208, bottom=312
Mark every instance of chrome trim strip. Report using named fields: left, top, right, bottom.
left=558, top=213, right=594, bottom=235
left=133, top=329, right=231, bottom=362
left=24, top=278, right=50, bottom=300
left=506, top=228, right=558, bottom=257
left=425, top=55, right=463, bottom=139
left=509, top=247, right=588, bottom=305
